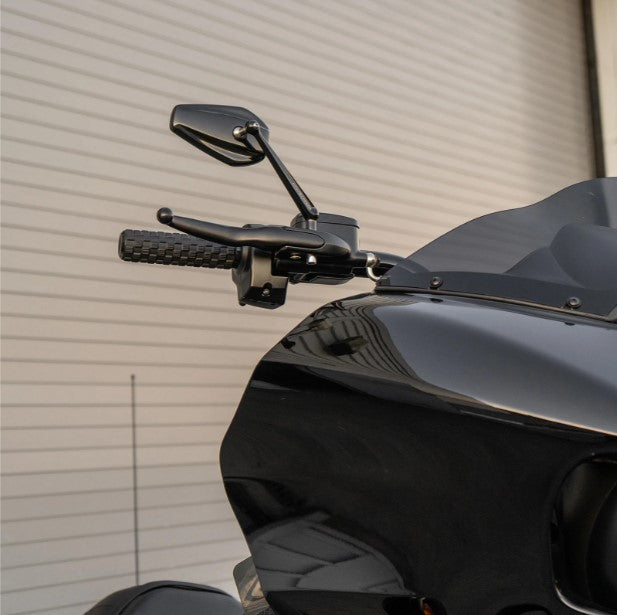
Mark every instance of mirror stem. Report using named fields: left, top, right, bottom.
left=235, top=121, right=319, bottom=223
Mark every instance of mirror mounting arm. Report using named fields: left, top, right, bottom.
left=234, top=121, right=319, bottom=227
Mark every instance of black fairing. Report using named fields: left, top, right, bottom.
left=220, top=294, right=617, bottom=615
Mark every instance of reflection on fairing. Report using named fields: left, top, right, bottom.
left=233, top=512, right=418, bottom=615
left=243, top=512, right=407, bottom=593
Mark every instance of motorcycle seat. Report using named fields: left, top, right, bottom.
left=84, top=580, right=244, bottom=615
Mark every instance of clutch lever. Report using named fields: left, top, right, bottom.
left=157, top=208, right=351, bottom=258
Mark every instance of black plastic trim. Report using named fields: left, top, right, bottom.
left=374, top=286, right=617, bottom=323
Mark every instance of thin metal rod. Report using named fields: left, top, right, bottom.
left=130, top=373, right=140, bottom=585
left=243, top=121, right=319, bottom=221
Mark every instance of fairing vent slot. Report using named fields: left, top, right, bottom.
left=552, top=458, right=617, bottom=613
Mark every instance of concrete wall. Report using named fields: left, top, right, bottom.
left=1, top=1, right=594, bottom=614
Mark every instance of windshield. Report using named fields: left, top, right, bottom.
left=378, top=178, right=617, bottom=320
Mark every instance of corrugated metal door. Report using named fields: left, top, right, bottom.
left=1, top=1, right=593, bottom=613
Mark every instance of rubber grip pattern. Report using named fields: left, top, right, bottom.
left=119, top=230, right=242, bottom=269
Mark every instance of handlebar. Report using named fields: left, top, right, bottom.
left=119, top=230, right=242, bottom=269
left=118, top=215, right=403, bottom=309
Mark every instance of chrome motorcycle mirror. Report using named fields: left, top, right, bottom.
left=170, top=104, right=267, bottom=166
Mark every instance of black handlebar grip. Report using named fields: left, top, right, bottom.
left=119, top=230, right=242, bottom=269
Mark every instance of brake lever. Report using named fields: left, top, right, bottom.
left=157, top=208, right=351, bottom=258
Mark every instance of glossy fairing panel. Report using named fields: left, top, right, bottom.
left=221, top=293, right=617, bottom=615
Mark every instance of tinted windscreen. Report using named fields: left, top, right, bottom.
left=379, top=178, right=617, bottom=320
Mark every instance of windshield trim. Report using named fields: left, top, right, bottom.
left=375, top=286, right=617, bottom=323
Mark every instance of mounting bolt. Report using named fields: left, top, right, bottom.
left=430, top=276, right=443, bottom=289
left=246, top=120, right=261, bottom=134
left=261, top=286, right=271, bottom=297
left=565, top=296, right=581, bottom=309
left=232, top=125, right=247, bottom=140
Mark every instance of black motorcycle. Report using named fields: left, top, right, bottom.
left=86, top=105, right=617, bottom=615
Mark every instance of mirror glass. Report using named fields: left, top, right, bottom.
left=170, top=104, right=268, bottom=166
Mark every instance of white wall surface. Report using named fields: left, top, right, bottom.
left=1, top=1, right=594, bottom=614
left=592, top=0, right=617, bottom=175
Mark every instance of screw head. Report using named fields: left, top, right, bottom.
left=261, top=287, right=271, bottom=297
left=565, top=296, right=582, bottom=309
left=430, top=276, right=443, bottom=289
